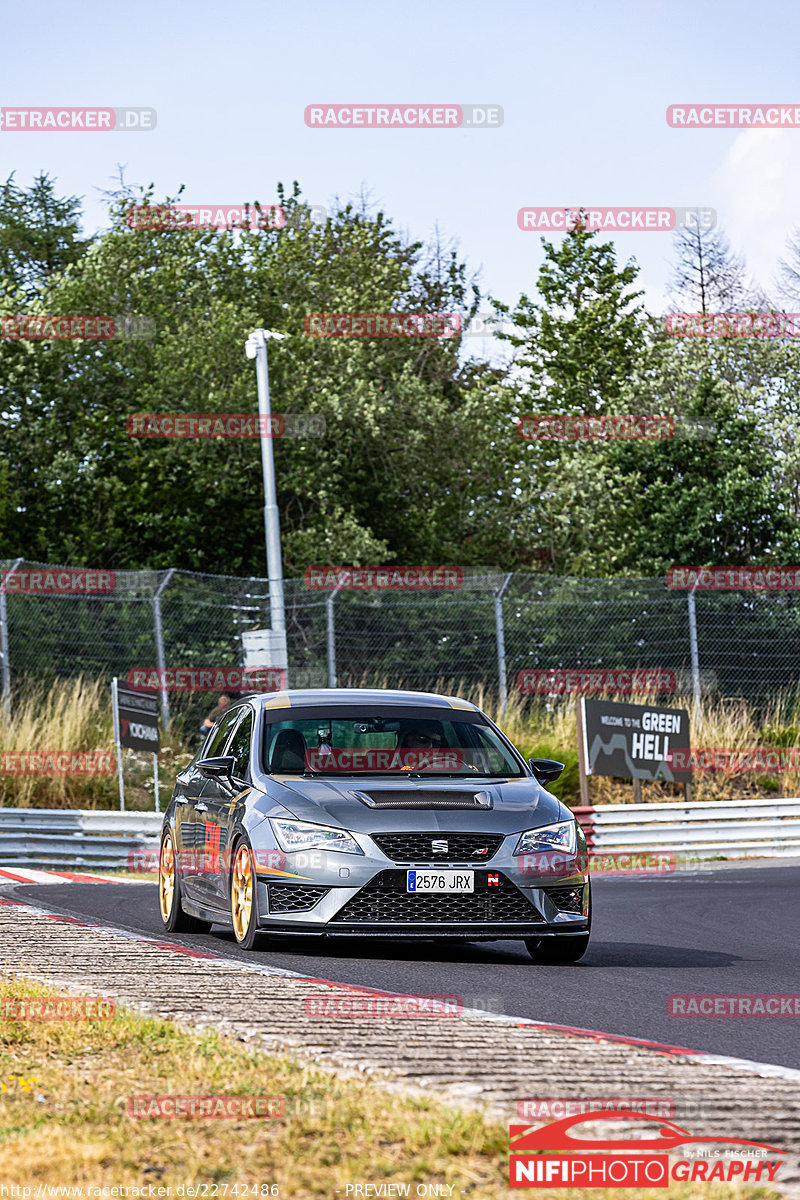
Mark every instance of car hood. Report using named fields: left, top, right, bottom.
left=267, top=775, right=568, bottom=833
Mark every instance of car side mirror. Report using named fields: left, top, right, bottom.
left=529, top=757, right=565, bottom=783
left=197, top=755, right=237, bottom=786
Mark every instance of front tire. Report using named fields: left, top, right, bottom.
left=525, top=934, right=590, bottom=963
left=230, top=839, right=261, bottom=950
left=158, top=831, right=211, bottom=933
left=526, top=881, right=591, bottom=963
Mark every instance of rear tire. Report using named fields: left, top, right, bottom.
left=230, top=838, right=262, bottom=951
left=159, top=831, right=211, bottom=933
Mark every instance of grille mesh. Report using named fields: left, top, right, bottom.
left=371, top=832, right=504, bottom=863
left=543, top=885, right=585, bottom=914
left=267, top=884, right=330, bottom=913
left=333, top=872, right=539, bottom=924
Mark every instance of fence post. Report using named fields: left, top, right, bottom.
left=494, top=573, right=513, bottom=715
left=687, top=576, right=701, bottom=716
left=0, top=558, right=23, bottom=721
left=326, top=583, right=343, bottom=688
left=153, top=569, right=175, bottom=730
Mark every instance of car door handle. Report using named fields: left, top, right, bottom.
left=194, top=802, right=208, bottom=813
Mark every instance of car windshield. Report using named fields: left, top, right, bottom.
left=263, top=708, right=525, bottom=777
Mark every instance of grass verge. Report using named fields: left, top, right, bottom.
left=3, top=676, right=800, bottom=807
left=0, top=977, right=782, bottom=1199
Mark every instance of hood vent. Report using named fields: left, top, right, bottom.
left=350, top=789, right=493, bottom=810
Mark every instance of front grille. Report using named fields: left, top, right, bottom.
left=357, top=790, right=491, bottom=810
left=332, top=871, right=539, bottom=924
left=267, top=884, right=330, bottom=913
left=543, top=885, right=585, bottom=914
left=371, top=832, right=504, bottom=863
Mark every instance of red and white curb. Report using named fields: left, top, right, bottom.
left=2, top=890, right=800, bottom=1086
left=0, top=866, right=137, bottom=885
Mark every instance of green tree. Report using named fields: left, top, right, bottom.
left=0, top=172, right=91, bottom=304
left=0, top=184, right=505, bottom=572
left=493, top=220, right=647, bottom=414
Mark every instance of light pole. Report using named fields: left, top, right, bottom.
left=245, top=330, right=288, bottom=665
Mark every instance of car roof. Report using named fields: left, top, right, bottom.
left=245, top=687, right=481, bottom=712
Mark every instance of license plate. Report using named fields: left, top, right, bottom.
left=407, top=870, right=474, bottom=893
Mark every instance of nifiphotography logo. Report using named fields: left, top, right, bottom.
left=508, top=1110, right=784, bottom=1187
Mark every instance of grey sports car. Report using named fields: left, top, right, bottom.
left=158, top=688, right=591, bottom=962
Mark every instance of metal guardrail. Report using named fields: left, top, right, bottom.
left=0, top=799, right=798, bottom=873
left=0, top=808, right=163, bottom=871
left=573, top=797, right=800, bottom=858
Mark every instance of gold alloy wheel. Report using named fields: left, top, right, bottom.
left=231, top=844, right=254, bottom=941
left=159, top=836, right=175, bottom=923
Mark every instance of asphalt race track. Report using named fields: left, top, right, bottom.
left=7, top=860, right=800, bottom=1071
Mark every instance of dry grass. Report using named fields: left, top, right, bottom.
left=0, top=976, right=781, bottom=1200
left=0, top=677, right=192, bottom=810
left=460, top=681, right=800, bottom=805
left=2, top=675, right=800, bottom=810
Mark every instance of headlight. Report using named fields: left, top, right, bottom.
left=513, top=820, right=577, bottom=857
left=270, top=818, right=363, bottom=856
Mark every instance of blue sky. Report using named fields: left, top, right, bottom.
left=3, top=0, right=800, bottom=327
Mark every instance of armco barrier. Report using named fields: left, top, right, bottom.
left=573, top=797, right=800, bottom=858
left=0, top=800, right=798, bottom=873
left=0, top=808, right=162, bottom=871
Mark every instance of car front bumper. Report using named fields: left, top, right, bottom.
left=252, top=830, right=589, bottom=939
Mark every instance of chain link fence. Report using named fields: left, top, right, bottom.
left=2, top=559, right=800, bottom=725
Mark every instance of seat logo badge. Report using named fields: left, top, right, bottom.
left=431, top=839, right=448, bottom=855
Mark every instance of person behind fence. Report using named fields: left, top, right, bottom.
left=201, top=693, right=231, bottom=735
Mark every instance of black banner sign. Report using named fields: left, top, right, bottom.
left=580, top=698, right=691, bottom=782
left=116, top=685, right=160, bottom=754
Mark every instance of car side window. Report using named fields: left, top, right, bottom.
left=227, top=709, right=254, bottom=780
left=204, top=708, right=242, bottom=758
